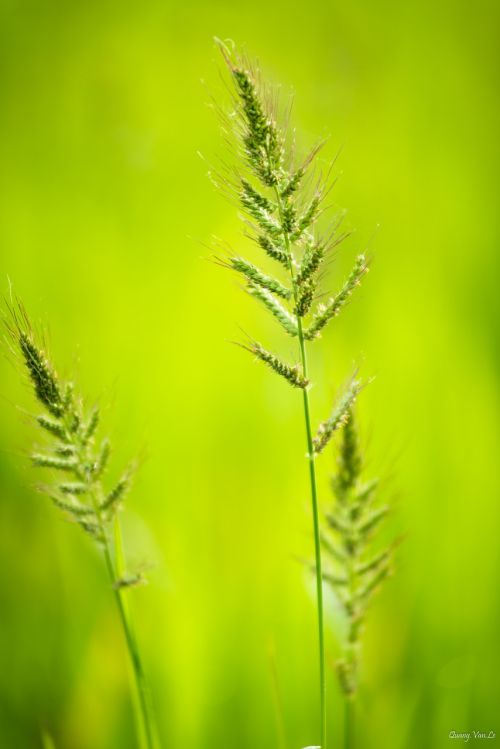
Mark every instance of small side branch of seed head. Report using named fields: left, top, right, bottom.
left=248, top=284, right=298, bottom=337
left=228, top=257, right=291, bottom=299
left=313, top=380, right=363, bottom=455
left=305, top=255, right=369, bottom=341
left=238, top=341, right=308, bottom=388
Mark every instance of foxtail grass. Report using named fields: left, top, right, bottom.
left=209, top=40, right=373, bottom=748
left=4, top=300, right=158, bottom=749
left=321, top=410, right=397, bottom=749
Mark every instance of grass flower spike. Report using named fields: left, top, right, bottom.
left=322, top=410, right=396, bottom=748
left=210, top=40, right=372, bottom=748
left=4, top=300, right=158, bottom=749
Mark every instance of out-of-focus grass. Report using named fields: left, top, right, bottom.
left=0, top=1, right=499, bottom=747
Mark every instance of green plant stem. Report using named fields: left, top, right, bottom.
left=102, top=520, right=156, bottom=749
left=275, top=188, right=327, bottom=749
left=298, top=329, right=326, bottom=749
left=344, top=699, right=354, bottom=749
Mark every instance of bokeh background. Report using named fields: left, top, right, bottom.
left=1, top=0, right=499, bottom=747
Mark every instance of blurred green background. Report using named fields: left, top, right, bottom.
left=1, top=0, right=499, bottom=747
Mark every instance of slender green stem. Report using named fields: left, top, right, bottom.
left=298, top=330, right=326, bottom=749
left=275, top=188, right=327, bottom=749
left=102, top=520, right=156, bottom=749
left=344, top=699, right=354, bottom=749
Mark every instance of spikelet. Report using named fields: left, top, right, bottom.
left=248, top=284, right=298, bottom=337
left=305, top=255, right=369, bottom=341
left=229, top=257, right=291, bottom=299
left=256, top=234, right=289, bottom=266
left=238, top=341, right=308, bottom=389
left=313, top=380, right=363, bottom=454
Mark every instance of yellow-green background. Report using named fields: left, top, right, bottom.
left=0, top=0, right=499, bottom=747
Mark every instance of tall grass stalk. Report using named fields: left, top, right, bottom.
left=4, top=301, right=158, bottom=749
left=209, top=41, right=369, bottom=747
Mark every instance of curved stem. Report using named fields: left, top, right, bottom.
left=275, top=188, right=327, bottom=749
left=104, top=519, right=157, bottom=749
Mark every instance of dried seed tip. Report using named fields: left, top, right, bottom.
left=82, top=407, right=99, bottom=443
left=31, top=454, right=77, bottom=472
left=256, top=234, right=289, bottom=266
left=19, top=331, right=63, bottom=416
left=59, top=482, right=88, bottom=495
left=248, top=284, right=298, bottom=337
left=305, top=254, right=369, bottom=341
left=313, top=380, right=363, bottom=455
left=37, top=415, right=68, bottom=442
left=230, top=257, right=291, bottom=299
left=244, top=341, right=309, bottom=388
